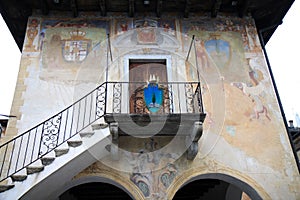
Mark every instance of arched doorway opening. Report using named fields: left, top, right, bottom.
left=172, top=173, right=262, bottom=200
left=173, top=178, right=249, bottom=200
left=59, top=182, right=132, bottom=200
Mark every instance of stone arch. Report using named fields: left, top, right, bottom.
left=168, top=169, right=271, bottom=200
left=56, top=170, right=144, bottom=200
left=57, top=176, right=133, bottom=199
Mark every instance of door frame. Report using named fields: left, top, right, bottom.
left=122, top=54, right=173, bottom=113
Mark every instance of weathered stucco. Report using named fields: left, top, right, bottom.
left=5, top=12, right=300, bottom=199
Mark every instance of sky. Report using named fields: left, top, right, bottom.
left=0, top=2, right=299, bottom=126
left=266, top=0, right=300, bottom=126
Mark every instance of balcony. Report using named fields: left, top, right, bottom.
left=104, top=81, right=205, bottom=134
left=103, top=81, right=206, bottom=160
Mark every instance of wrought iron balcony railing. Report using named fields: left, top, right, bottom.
left=0, top=81, right=204, bottom=182
left=105, top=81, right=204, bottom=115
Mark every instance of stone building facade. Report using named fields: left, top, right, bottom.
left=0, top=11, right=299, bottom=200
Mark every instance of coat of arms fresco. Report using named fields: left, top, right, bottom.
left=39, top=19, right=109, bottom=83
left=62, top=30, right=91, bottom=63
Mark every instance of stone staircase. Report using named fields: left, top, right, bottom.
left=0, top=122, right=111, bottom=199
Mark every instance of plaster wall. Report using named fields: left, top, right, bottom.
left=4, top=12, right=300, bottom=199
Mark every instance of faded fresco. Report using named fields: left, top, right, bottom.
left=115, top=18, right=176, bottom=36
left=23, top=18, right=41, bottom=53
left=128, top=138, right=178, bottom=199
left=182, top=17, right=287, bottom=170
left=40, top=19, right=109, bottom=83
left=16, top=18, right=110, bottom=132
left=101, top=137, right=181, bottom=199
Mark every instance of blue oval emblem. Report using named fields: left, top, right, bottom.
left=143, top=83, right=164, bottom=113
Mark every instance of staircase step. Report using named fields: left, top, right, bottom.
left=67, top=134, right=83, bottom=148
left=79, top=131, right=95, bottom=138
left=67, top=140, right=82, bottom=147
left=0, top=184, right=14, bottom=193
left=54, top=147, right=69, bottom=157
left=91, top=123, right=108, bottom=130
left=10, top=169, right=27, bottom=182
left=11, top=174, right=27, bottom=182
left=40, top=157, right=55, bottom=166
left=26, top=165, right=44, bottom=175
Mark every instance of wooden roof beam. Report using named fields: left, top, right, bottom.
left=99, top=0, right=106, bottom=16
left=238, top=0, right=250, bottom=18
left=70, top=0, right=78, bottom=17
left=40, top=0, right=49, bottom=15
left=156, top=0, right=163, bottom=17
left=129, top=0, right=135, bottom=17
left=184, top=0, right=190, bottom=18
left=211, top=0, right=222, bottom=18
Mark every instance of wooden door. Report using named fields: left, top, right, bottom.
left=129, top=60, right=167, bottom=114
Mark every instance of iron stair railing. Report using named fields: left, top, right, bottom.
left=0, top=82, right=107, bottom=182
left=0, top=81, right=204, bottom=183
